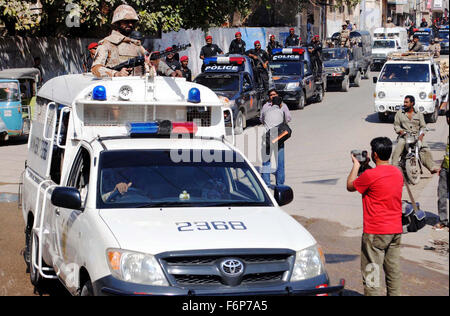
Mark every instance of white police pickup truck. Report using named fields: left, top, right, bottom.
left=20, top=74, right=344, bottom=296
left=373, top=52, right=449, bottom=123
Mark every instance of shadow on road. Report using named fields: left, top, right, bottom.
left=0, top=135, right=28, bottom=147
left=365, top=113, right=393, bottom=124
left=325, top=253, right=359, bottom=264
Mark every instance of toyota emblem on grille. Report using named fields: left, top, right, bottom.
left=220, top=259, right=244, bottom=276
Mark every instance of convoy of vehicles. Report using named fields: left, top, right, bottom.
left=0, top=68, right=40, bottom=142
left=20, top=74, right=344, bottom=296
left=269, top=47, right=326, bottom=109
left=371, top=27, right=408, bottom=71
left=194, top=55, right=265, bottom=134
left=323, top=47, right=362, bottom=91
left=438, top=26, right=449, bottom=54
left=373, top=52, right=449, bottom=123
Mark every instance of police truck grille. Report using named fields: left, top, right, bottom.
left=158, top=250, right=293, bottom=287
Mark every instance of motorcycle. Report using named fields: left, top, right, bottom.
left=399, top=131, right=423, bottom=185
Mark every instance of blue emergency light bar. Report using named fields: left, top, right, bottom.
left=126, top=121, right=198, bottom=137
left=204, top=57, right=246, bottom=65
left=272, top=48, right=305, bottom=55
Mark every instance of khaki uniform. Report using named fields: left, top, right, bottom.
left=386, top=22, right=396, bottom=28
left=408, top=41, right=424, bottom=52
left=391, top=110, right=435, bottom=171
left=429, top=43, right=441, bottom=58
left=340, top=29, right=351, bottom=47
left=92, top=30, right=147, bottom=78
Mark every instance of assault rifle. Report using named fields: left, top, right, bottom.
left=110, top=43, right=192, bottom=72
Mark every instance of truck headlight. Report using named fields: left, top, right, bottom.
left=218, top=96, right=235, bottom=108
left=107, top=249, right=169, bottom=286
left=378, top=91, right=386, bottom=99
left=290, top=245, right=325, bottom=282
left=419, top=92, right=427, bottom=100
left=286, top=82, right=300, bottom=90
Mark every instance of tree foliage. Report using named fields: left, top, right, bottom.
left=0, top=0, right=261, bottom=36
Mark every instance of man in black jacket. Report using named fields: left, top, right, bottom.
left=267, top=34, right=282, bottom=58
left=246, top=41, right=270, bottom=91
left=285, top=28, right=300, bottom=47
left=229, top=32, right=246, bottom=55
left=200, top=35, right=223, bottom=72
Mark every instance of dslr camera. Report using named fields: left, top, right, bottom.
left=351, top=150, right=372, bottom=175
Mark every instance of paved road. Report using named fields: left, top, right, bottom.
left=0, top=68, right=448, bottom=296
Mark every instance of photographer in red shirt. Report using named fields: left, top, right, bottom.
left=347, top=137, right=404, bottom=296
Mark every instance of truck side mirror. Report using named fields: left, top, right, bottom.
left=373, top=77, right=378, bottom=84
left=51, top=187, right=82, bottom=210
left=274, top=185, right=294, bottom=206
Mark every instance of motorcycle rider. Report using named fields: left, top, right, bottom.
left=229, top=32, right=246, bottom=55
left=92, top=4, right=149, bottom=78
left=391, top=95, right=439, bottom=174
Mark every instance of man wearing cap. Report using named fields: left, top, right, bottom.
left=429, top=38, right=441, bottom=58
left=180, top=56, right=192, bottom=82
left=409, top=35, right=424, bottom=52
left=420, top=18, right=428, bottom=27
left=285, top=28, right=300, bottom=47
left=246, top=41, right=270, bottom=91
left=92, top=4, right=149, bottom=78
left=308, top=35, right=323, bottom=80
left=229, top=32, right=247, bottom=55
left=149, top=52, right=182, bottom=78
left=200, top=35, right=223, bottom=72
left=165, top=47, right=182, bottom=72
left=386, top=17, right=396, bottom=28
left=267, top=34, right=282, bottom=58
left=340, top=23, right=351, bottom=48
left=83, top=42, right=98, bottom=73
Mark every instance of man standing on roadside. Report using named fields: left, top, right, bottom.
left=260, top=89, right=292, bottom=188
left=347, top=137, right=404, bottom=296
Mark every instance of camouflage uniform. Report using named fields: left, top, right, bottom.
left=429, top=41, right=441, bottom=58
left=91, top=5, right=147, bottom=78
left=340, top=28, right=351, bottom=48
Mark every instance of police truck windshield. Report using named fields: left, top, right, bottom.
left=379, top=64, right=430, bottom=83
left=439, top=30, right=449, bottom=40
left=195, top=75, right=240, bottom=92
left=269, top=62, right=302, bottom=76
left=0, top=82, right=20, bottom=102
left=416, top=34, right=431, bottom=44
left=98, top=150, right=273, bottom=209
left=372, top=40, right=396, bottom=49
left=322, top=49, right=348, bottom=61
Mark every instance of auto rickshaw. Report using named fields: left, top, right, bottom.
left=0, top=68, right=40, bottom=142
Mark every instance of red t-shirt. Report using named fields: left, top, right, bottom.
left=353, top=165, right=404, bottom=234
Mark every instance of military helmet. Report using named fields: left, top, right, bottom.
left=112, top=4, right=139, bottom=25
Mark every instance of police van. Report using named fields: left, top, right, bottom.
left=194, top=55, right=265, bottom=135
left=269, top=48, right=326, bottom=110
left=20, top=74, right=344, bottom=296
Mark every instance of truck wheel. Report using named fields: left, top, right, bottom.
left=341, top=76, right=350, bottom=92
left=314, top=84, right=324, bottom=103
left=27, top=230, right=43, bottom=288
left=234, top=111, right=245, bottom=135
left=353, top=72, right=361, bottom=87
left=425, top=104, right=438, bottom=123
left=80, top=280, right=94, bottom=296
left=295, top=92, right=305, bottom=110
left=378, top=112, right=389, bottom=122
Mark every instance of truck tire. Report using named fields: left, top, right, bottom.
left=313, top=84, right=324, bottom=103
left=353, top=72, right=361, bottom=87
left=425, top=104, right=439, bottom=123
left=80, top=279, right=94, bottom=296
left=234, top=111, right=245, bottom=135
left=341, top=76, right=350, bottom=92
left=27, top=230, right=43, bottom=288
left=294, top=91, right=305, bottom=110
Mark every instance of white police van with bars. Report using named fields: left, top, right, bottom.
left=194, top=55, right=265, bottom=135
left=20, top=73, right=344, bottom=296
left=269, top=48, right=326, bottom=110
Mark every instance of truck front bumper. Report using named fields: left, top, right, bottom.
left=325, top=73, right=345, bottom=84
left=276, top=89, right=303, bottom=103
left=93, top=274, right=345, bottom=296
left=375, top=100, right=435, bottom=114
